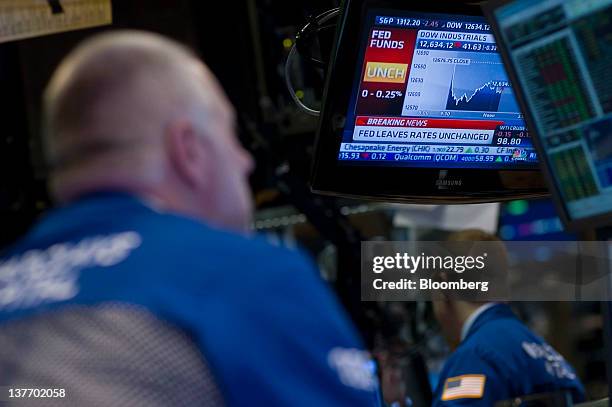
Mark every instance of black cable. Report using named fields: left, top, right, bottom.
left=295, top=8, right=340, bottom=68
left=285, top=8, right=340, bottom=116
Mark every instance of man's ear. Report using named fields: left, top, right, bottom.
left=165, top=119, right=211, bottom=188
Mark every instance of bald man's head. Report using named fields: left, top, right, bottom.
left=45, top=31, right=227, bottom=171
left=43, top=31, right=254, bottom=232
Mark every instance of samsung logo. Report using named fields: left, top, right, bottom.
left=436, top=171, right=463, bottom=188
left=436, top=179, right=463, bottom=187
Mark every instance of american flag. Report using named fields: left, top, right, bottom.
left=441, top=374, right=486, bottom=401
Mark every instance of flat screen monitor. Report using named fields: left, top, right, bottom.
left=310, top=0, right=548, bottom=203
left=484, top=0, right=612, bottom=230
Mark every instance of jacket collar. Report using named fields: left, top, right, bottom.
left=462, top=303, right=515, bottom=342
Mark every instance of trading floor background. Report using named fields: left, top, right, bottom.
left=0, top=0, right=607, bottom=401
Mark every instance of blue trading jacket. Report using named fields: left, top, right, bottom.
left=433, top=304, right=585, bottom=406
left=0, top=192, right=378, bottom=406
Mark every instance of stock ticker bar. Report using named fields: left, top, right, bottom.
left=374, top=16, right=491, bottom=33
left=338, top=115, right=536, bottom=167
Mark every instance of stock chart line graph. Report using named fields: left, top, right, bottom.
left=403, top=48, right=521, bottom=117
left=445, top=61, right=517, bottom=112
left=446, top=66, right=506, bottom=111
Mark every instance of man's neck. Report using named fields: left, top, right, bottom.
left=460, top=303, right=498, bottom=342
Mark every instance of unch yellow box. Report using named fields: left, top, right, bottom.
left=363, top=62, right=408, bottom=83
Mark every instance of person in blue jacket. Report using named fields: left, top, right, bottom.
left=0, top=31, right=378, bottom=406
left=431, top=230, right=585, bottom=406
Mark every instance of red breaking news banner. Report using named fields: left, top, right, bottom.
left=355, top=116, right=504, bottom=130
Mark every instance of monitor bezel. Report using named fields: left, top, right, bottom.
left=310, top=0, right=549, bottom=204
left=483, top=0, right=612, bottom=231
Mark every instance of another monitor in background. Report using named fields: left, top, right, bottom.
left=499, top=199, right=577, bottom=241
left=311, top=0, right=548, bottom=203
left=484, top=0, right=612, bottom=230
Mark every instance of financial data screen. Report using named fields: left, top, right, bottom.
left=494, top=0, right=612, bottom=221
left=339, top=11, right=538, bottom=169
